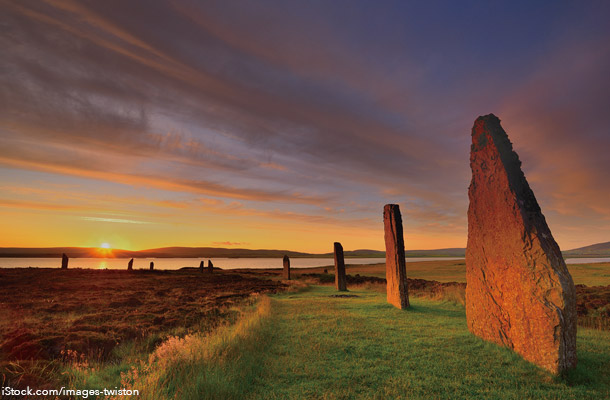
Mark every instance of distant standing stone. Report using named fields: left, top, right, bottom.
left=150, top=261, right=154, bottom=270
left=199, top=260, right=204, bottom=273
left=127, top=258, right=134, bottom=271
left=61, top=253, right=69, bottom=269
left=383, top=204, right=409, bottom=309
left=208, top=259, right=214, bottom=273
left=334, top=242, right=347, bottom=291
left=466, top=114, right=577, bottom=374
left=283, top=255, right=290, bottom=280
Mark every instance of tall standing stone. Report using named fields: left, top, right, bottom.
left=61, top=253, right=69, bottom=269
left=150, top=261, right=154, bottom=271
left=383, top=204, right=409, bottom=309
left=466, top=114, right=577, bottom=374
left=334, top=242, right=347, bottom=291
left=127, top=258, right=134, bottom=271
left=199, top=260, right=204, bottom=273
left=283, top=255, right=290, bottom=280
left=208, top=259, right=214, bottom=273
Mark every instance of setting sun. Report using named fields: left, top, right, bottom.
left=96, top=243, right=113, bottom=257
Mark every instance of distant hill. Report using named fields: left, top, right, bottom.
left=0, top=247, right=104, bottom=258
left=3, top=242, right=605, bottom=259
left=406, top=248, right=465, bottom=257
left=0, top=246, right=312, bottom=259
left=332, top=249, right=385, bottom=258
left=0, top=246, right=464, bottom=259
left=337, top=248, right=465, bottom=258
left=563, top=241, right=610, bottom=257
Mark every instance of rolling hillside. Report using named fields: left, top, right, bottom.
left=564, top=241, right=610, bottom=257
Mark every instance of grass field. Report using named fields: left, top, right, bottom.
left=1, top=262, right=608, bottom=399
left=345, top=260, right=468, bottom=282
left=248, top=286, right=610, bottom=399
left=329, top=260, right=610, bottom=286
left=111, top=286, right=609, bottom=399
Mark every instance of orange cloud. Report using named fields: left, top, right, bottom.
left=0, top=155, right=327, bottom=205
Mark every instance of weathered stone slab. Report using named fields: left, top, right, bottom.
left=208, top=259, right=214, bottom=273
left=283, top=255, right=290, bottom=280
left=199, top=260, right=204, bottom=273
left=150, top=261, right=154, bottom=271
left=383, top=204, right=409, bottom=309
left=127, top=258, right=134, bottom=271
left=334, top=242, right=347, bottom=291
left=466, top=114, right=577, bottom=374
left=61, top=253, right=68, bottom=269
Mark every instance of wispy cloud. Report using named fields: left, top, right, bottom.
left=1, top=0, right=609, bottom=250
left=80, top=216, right=153, bottom=225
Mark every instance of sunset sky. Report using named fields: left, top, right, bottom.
left=1, top=1, right=609, bottom=253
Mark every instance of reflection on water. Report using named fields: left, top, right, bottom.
left=0, top=256, right=608, bottom=270
left=0, top=257, right=441, bottom=270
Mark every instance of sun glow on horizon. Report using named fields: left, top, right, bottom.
left=96, top=243, right=114, bottom=257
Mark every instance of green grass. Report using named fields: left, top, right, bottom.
left=247, top=286, right=609, bottom=399
left=568, top=263, right=610, bottom=286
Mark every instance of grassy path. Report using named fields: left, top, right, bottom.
left=246, top=286, right=610, bottom=400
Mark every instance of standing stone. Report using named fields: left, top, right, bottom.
left=150, top=261, right=154, bottom=271
left=466, top=114, right=577, bottom=374
left=334, top=242, right=347, bottom=291
left=283, top=255, right=290, bottom=280
left=199, top=260, right=204, bottom=273
left=208, top=259, right=214, bottom=273
left=127, top=258, right=134, bottom=271
left=61, top=253, right=69, bottom=269
left=383, top=204, right=409, bottom=309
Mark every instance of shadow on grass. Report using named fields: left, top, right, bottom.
left=404, top=302, right=465, bottom=319
left=335, top=296, right=465, bottom=321
left=562, top=348, right=610, bottom=388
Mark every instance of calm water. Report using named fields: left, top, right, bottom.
left=0, top=257, right=460, bottom=270
left=0, top=257, right=607, bottom=270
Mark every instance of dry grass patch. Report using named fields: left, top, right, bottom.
left=0, top=268, right=285, bottom=390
